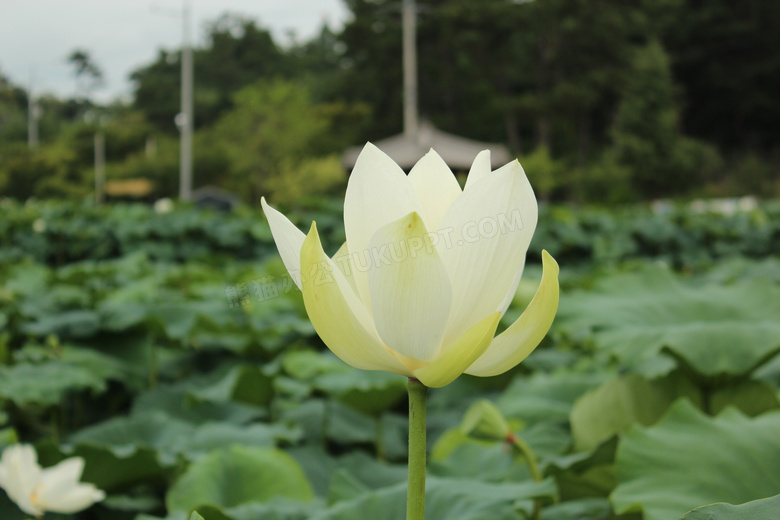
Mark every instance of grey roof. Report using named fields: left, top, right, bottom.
left=342, top=121, right=512, bottom=171
left=192, top=185, right=239, bottom=212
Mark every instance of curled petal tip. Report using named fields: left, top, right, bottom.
left=541, top=250, right=560, bottom=275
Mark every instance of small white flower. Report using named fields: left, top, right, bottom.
left=0, top=444, right=105, bottom=517
left=154, top=198, right=174, bottom=214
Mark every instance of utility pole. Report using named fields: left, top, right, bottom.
left=178, top=0, right=194, bottom=201
left=27, top=73, right=40, bottom=149
left=94, top=132, right=105, bottom=204
left=402, top=0, right=418, bottom=139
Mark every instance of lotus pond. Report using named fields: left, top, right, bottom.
left=1, top=199, right=779, bottom=520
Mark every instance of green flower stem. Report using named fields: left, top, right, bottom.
left=509, top=434, right=542, bottom=482
left=509, top=433, right=543, bottom=520
left=407, top=378, right=428, bottom=520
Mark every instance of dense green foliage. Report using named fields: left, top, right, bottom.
left=1, top=200, right=779, bottom=519
left=2, top=198, right=778, bottom=269
left=2, top=1, right=779, bottom=202
left=2, top=2, right=779, bottom=516
left=610, top=40, right=720, bottom=199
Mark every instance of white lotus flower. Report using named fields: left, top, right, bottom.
left=262, top=143, right=559, bottom=387
left=0, top=444, right=105, bottom=517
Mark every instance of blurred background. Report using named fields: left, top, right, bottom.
left=1, top=0, right=778, bottom=205
left=1, top=2, right=780, bottom=520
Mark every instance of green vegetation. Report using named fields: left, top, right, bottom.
left=2, top=1, right=780, bottom=203
left=1, top=1, right=779, bottom=517
left=1, top=199, right=779, bottom=519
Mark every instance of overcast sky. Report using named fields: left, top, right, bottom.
left=0, top=0, right=350, bottom=102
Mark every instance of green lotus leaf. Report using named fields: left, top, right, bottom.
left=558, top=266, right=780, bottom=379
left=187, top=364, right=275, bottom=407
left=195, top=500, right=319, bottom=520
left=166, top=446, right=313, bottom=512
left=497, top=371, right=607, bottom=425
left=571, top=372, right=700, bottom=451
left=313, top=369, right=407, bottom=416
left=541, top=497, right=612, bottom=520
left=132, top=385, right=263, bottom=425
left=0, top=359, right=107, bottom=407
left=282, top=350, right=348, bottom=380
left=69, top=411, right=299, bottom=462
left=612, top=400, right=780, bottom=520
left=288, top=446, right=407, bottom=499
left=36, top=440, right=175, bottom=492
left=571, top=372, right=780, bottom=452
left=21, top=309, right=100, bottom=338
left=310, top=477, right=556, bottom=520
left=679, top=494, right=780, bottom=520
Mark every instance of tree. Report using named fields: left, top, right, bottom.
left=611, top=40, right=719, bottom=198
left=663, top=0, right=780, bottom=153
left=0, top=73, right=28, bottom=143
left=130, top=15, right=293, bottom=133
left=333, top=0, right=657, bottom=156
left=67, top=49, right=104, bottom=99
left=212, top=79, right=346, bottom=203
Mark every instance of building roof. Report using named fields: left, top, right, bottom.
left=192, top=185, right=240, bottom=212
left=342, top=121, right=512, bottom=171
